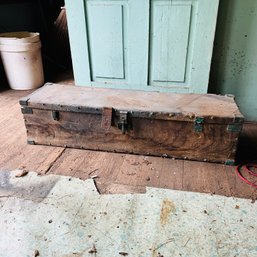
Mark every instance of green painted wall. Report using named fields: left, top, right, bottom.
left=0, top=2, right=40, bottom=33
left=210, top=0, right=257, bottom=121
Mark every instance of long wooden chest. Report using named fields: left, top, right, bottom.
left=20, top=83, right=244, bottom=165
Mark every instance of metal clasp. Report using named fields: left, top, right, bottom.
left=118, top=111, right=128, bottom=134
left=52, top=110, right=60, bottom=121
left=194, top=117, right=204, bottom=132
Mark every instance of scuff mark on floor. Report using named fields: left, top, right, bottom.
left=160, top=199, right=175, bottom=226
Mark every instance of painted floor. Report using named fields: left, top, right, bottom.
left=0, top=170, right=257, bottom=257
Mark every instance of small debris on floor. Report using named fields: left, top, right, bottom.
left=88, top=244, right=97, bottom=254
left=126, top=172, right=136, bottom=176
left=119, top=252, right=128, bottom=256
left=142, top=160, right=152, bottom=165
left=15, top=169, right=28, bottom=177
left=235, top=205, right=240, bottom=209
left=88, top=169, right=99, bottom=176
left=90, top=175, right=99, bottom=179
left=34, top=249, right=40, bottom=257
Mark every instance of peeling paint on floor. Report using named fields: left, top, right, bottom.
left=0, top=170, right=257, bottom=257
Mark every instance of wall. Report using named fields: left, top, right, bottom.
left=0, top=2, right=41, bottom=33
left=210, top=0, right=257, bottom=121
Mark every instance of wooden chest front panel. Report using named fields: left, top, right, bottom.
left=23, top=108, right=239, bottom=164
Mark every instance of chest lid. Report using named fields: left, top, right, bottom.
left=20, top=83, right=244, bottom=124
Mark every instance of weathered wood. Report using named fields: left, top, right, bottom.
left=21, top=83, right=243, bottom=124
left=20, top=83, right=244, bottom=164
left=23, top=109, right=239, bottom=163
left=0, top=88, right=256, bottom=199
left=48, top=149, right=257, bottom=200
left=0, top=89, right=65, bottom=173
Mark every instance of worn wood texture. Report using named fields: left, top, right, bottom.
left=21, top=83, right=243, bottom=164
left=47, top=148, right=257, bottom=200
left=0, top=87, right=256, bottom=199
left=21, top=83, right=243, bottom=123
left=23, top=109, right=239, bottom=163
left=0, top=90, right=65, bottom=173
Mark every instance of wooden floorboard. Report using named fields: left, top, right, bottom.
left=0, top=89, right=65, bottom=173
left=0, top=87, right=257, bottom=199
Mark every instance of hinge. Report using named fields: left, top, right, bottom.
left=19, top=97, right=30, bottom=106
left=194, top=117, right=204, bottom=132
left=227, top=124, right=242, bottom=133
left=233, top=116, right=244, bottom=123
left=21, top=107, right=33, bottom=114
left=118, top=111, right=129, bottom=134
left=225, top=159, right=235, bottom=166
left=27, top=139, right=35, bottom=145
left=52, top=110, right=60, bottom=121
left=225, top=94, right=235, bottom=99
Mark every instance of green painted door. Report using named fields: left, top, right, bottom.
left=66, top=0, right=219, bottom=93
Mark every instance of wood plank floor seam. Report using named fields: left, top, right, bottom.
left=43, top=147, right=66, bottom=174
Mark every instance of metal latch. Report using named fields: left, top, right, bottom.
left=21, top=107, right=33, bottom=114
left=227, top=124, right=242, bottom=133
left=52, top=110, right=60, bottom=121
left=118, top=111, right=129, bottom=134
left=194, top=117, right=204, bottom=132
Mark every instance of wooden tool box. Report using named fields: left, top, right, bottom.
left=20, top=83, right=244, bottom=165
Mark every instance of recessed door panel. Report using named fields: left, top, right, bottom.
left=149, top=2, right=192, bottom=84
left=66, top=0, right=219, bottom=93
left=86, top=2, right=126, bottom=80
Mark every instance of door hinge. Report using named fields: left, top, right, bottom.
left=194, top=117, right=204, bottom=132
left=227, top=124, right=242, bottom=133
left=118, top=111, right=129, bottom=134
left=21, top=107, right=33, bottom=114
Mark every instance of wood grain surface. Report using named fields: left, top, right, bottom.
left=0, top=87, right=256, bottom=199
left=23, top=109, right=239, bottom=163
left=21, top=83, right=243, bottom=123
left=21, top=83, right=243, bottom=163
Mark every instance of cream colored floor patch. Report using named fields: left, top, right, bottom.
left=0, top=171, right=256, bottom=257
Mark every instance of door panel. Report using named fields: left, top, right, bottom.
left=66, top=0, right=219, bottom=93
left=149, top=2, right=192, bottom=84
left=86, top=2, right=126, bottom=80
